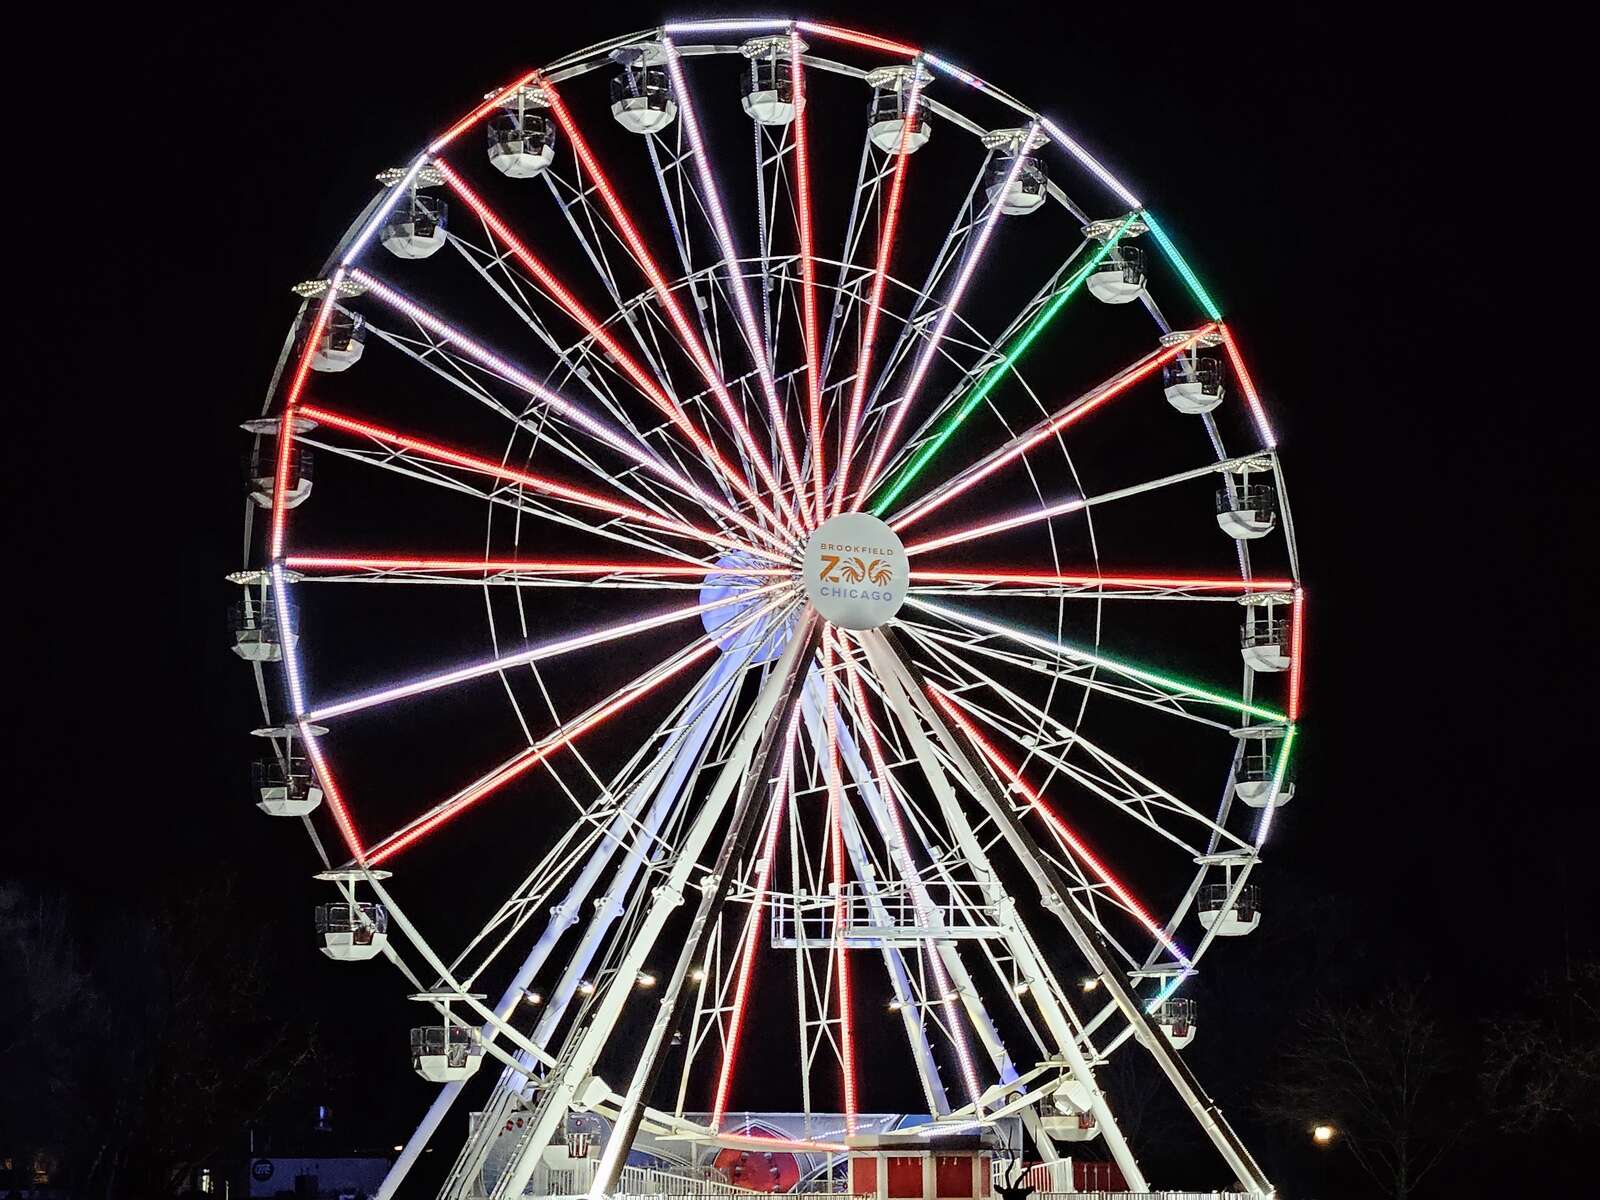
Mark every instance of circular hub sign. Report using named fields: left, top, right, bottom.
left=802, top=512, right=909, bottom=630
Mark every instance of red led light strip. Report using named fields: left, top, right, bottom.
left=930, top=688, right=1189, bottom=964
left=432, top=161, right=790, bottom=545
left=832, top=73, right=925, bottom=517
left=542, top=84, right=800, bottom=532
left=364, top=635, right=720, bottom=865
left=298, top=404, right=783, bottom=564
left=891, top=327, right=1216, bottom=532
left=428, top=70, right=542, bottom=153
left=796, top=22, right=920, bottom=58
left=840, top=648, right=986, bottom=1110
left=301, top=720, right=365, bottom=862
left=1218, top=324, right=1277, bottom=449
left=712, top=709, right=801, bottom=1127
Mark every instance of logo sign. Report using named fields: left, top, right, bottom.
left=802, top=513, right=908, bottom=630
left=250, top=1160, right=275, bottom=1182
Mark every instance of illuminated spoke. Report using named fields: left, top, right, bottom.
left=853, top=124, right=1039, bottom=507
left=544, top=83, right=801, bottom=532
left=890, top=326, right=1216, bottom=532
left=306, top=580, right=793, bottom=722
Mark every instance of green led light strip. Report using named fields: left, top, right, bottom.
left=1140, top=210, right=1222, bottom=322
left=870, top=214, right=1140, bottom=517
left=910, top=597, right=1288, bottom=723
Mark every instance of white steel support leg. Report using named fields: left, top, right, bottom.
left=588, top=616, right=822, bottom=1199
left=798, top=674, right=951, bottom=1117
left=822, top=687, right=1063, bottom=1154
left=488, top=617, right=820, bottom=1200
left=859, top=632, right=1146, bottom=1189
left=870, top=629, right=1274, bottom=1198
left=425, top=656, right=750, bottom=1200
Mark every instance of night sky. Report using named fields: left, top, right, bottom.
left=6, top=2, right=1586, bottom=1196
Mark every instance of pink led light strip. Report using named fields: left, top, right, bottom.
left=909, top=568, right=1295, bottom=592
left=790, top=38, right=827, bottom=521
left=831, top=70, right=926, bottom=517
left=542, top=83, right=800, bottom=533
left=298, top=404, right=784, bottom=564
left=347, top=269, right=784, bottom=551
left=305, top=583, right=787, bottom=723
left=823, top=641, right=859, bottom=1131
left=853, top=129, right=1039, bottom=508
left=891, top=327, right=1216, bottom=533
left=431, top=160, right=792, bottom=546
left=1288, top=587, right=1306, bottom=721
left=662, top=38, right=813, bottom=528
left=931, top=688, right=1191, bottom=965
left=287, top=554, right=786, bottom=578
left=711, top=709, right=802, bottom=1127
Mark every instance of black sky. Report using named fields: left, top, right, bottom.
left=5, top=1, right=1589, bottom=1193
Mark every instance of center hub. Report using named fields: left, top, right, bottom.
left=802, top=512, right=909, bottom=630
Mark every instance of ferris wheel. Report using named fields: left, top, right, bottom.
left=234, top=16, right=1305, bottom=1200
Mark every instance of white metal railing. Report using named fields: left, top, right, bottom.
left=768, top=880, right=1004, bottom=947
left=528, top=1158, right=768, bottom=1199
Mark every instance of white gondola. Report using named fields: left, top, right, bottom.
left=247, top=445, right=313, bottom=510
left=985, top=150, right=1049, bottom=216
left=610, top=65, right=677, bottom=134
left=410, top=1024, right=483, bottom=1083
left=308, top=309, right=365, bottom=373
left=315, top=901, right=389, bottom=961
left=1041, top=1109, right=1100, bottom=1143
left=1215, top=479, right=1278, bottom=540
left=740, top=50, right=800, bottom=126
left=253, top=754, right=322, bottom=817
left=1235, top=736, right=1296, bottom=807
left=487, top=109, right=557, bottom=178
left=1163, top=354, right=1225, bottom=413
left=230, top=599, right=294, bottom=662
left=1197, top=883, right=1261, bottom=937
left=867, top=78, right=931, bottom=154
left=1155, top=997, right=1197, bottom=1049
left=380, top=192, right=448, bottom=260
left=1086, top=245, right=1145, bottom=303
left=1241, top=616, right=1291, bottom=672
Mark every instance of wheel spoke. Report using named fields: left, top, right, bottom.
left=543, top=81, right=802, bottom=532
left=853, top=124, right=1040, bottom=507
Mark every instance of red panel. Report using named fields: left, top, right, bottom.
left=979, top=1156, right=990, bottom=1197
left=852, top=1157, right=878, bottom=1196
left=713, top=1148, right=800, bottom=1193
left=887, top=1155, right=924, bottom=1198
left=1073, top=1160, right=1129, bottom=1192
left=935, top=1155, right=973, bottom=1198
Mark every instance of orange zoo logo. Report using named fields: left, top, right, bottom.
left=819, top=555, right=894, bottom=586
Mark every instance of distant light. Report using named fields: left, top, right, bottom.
left=636, top=972, right=657, bottom=989
left=524, top=990, right=543, bottom=1006
left=393, top=1145, right=404, bottom=1153
left=690, top=967, right=707, bottom=983
left=1312, top=1124, right=1336, bottom=1146
left=1013, top=981, right=1031, bottom=996
left=888, top=999, right=905, bottom=1012
left=578, top=979, right=596, bottom=995
left=1081, top=977, right=1100, bottom=992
